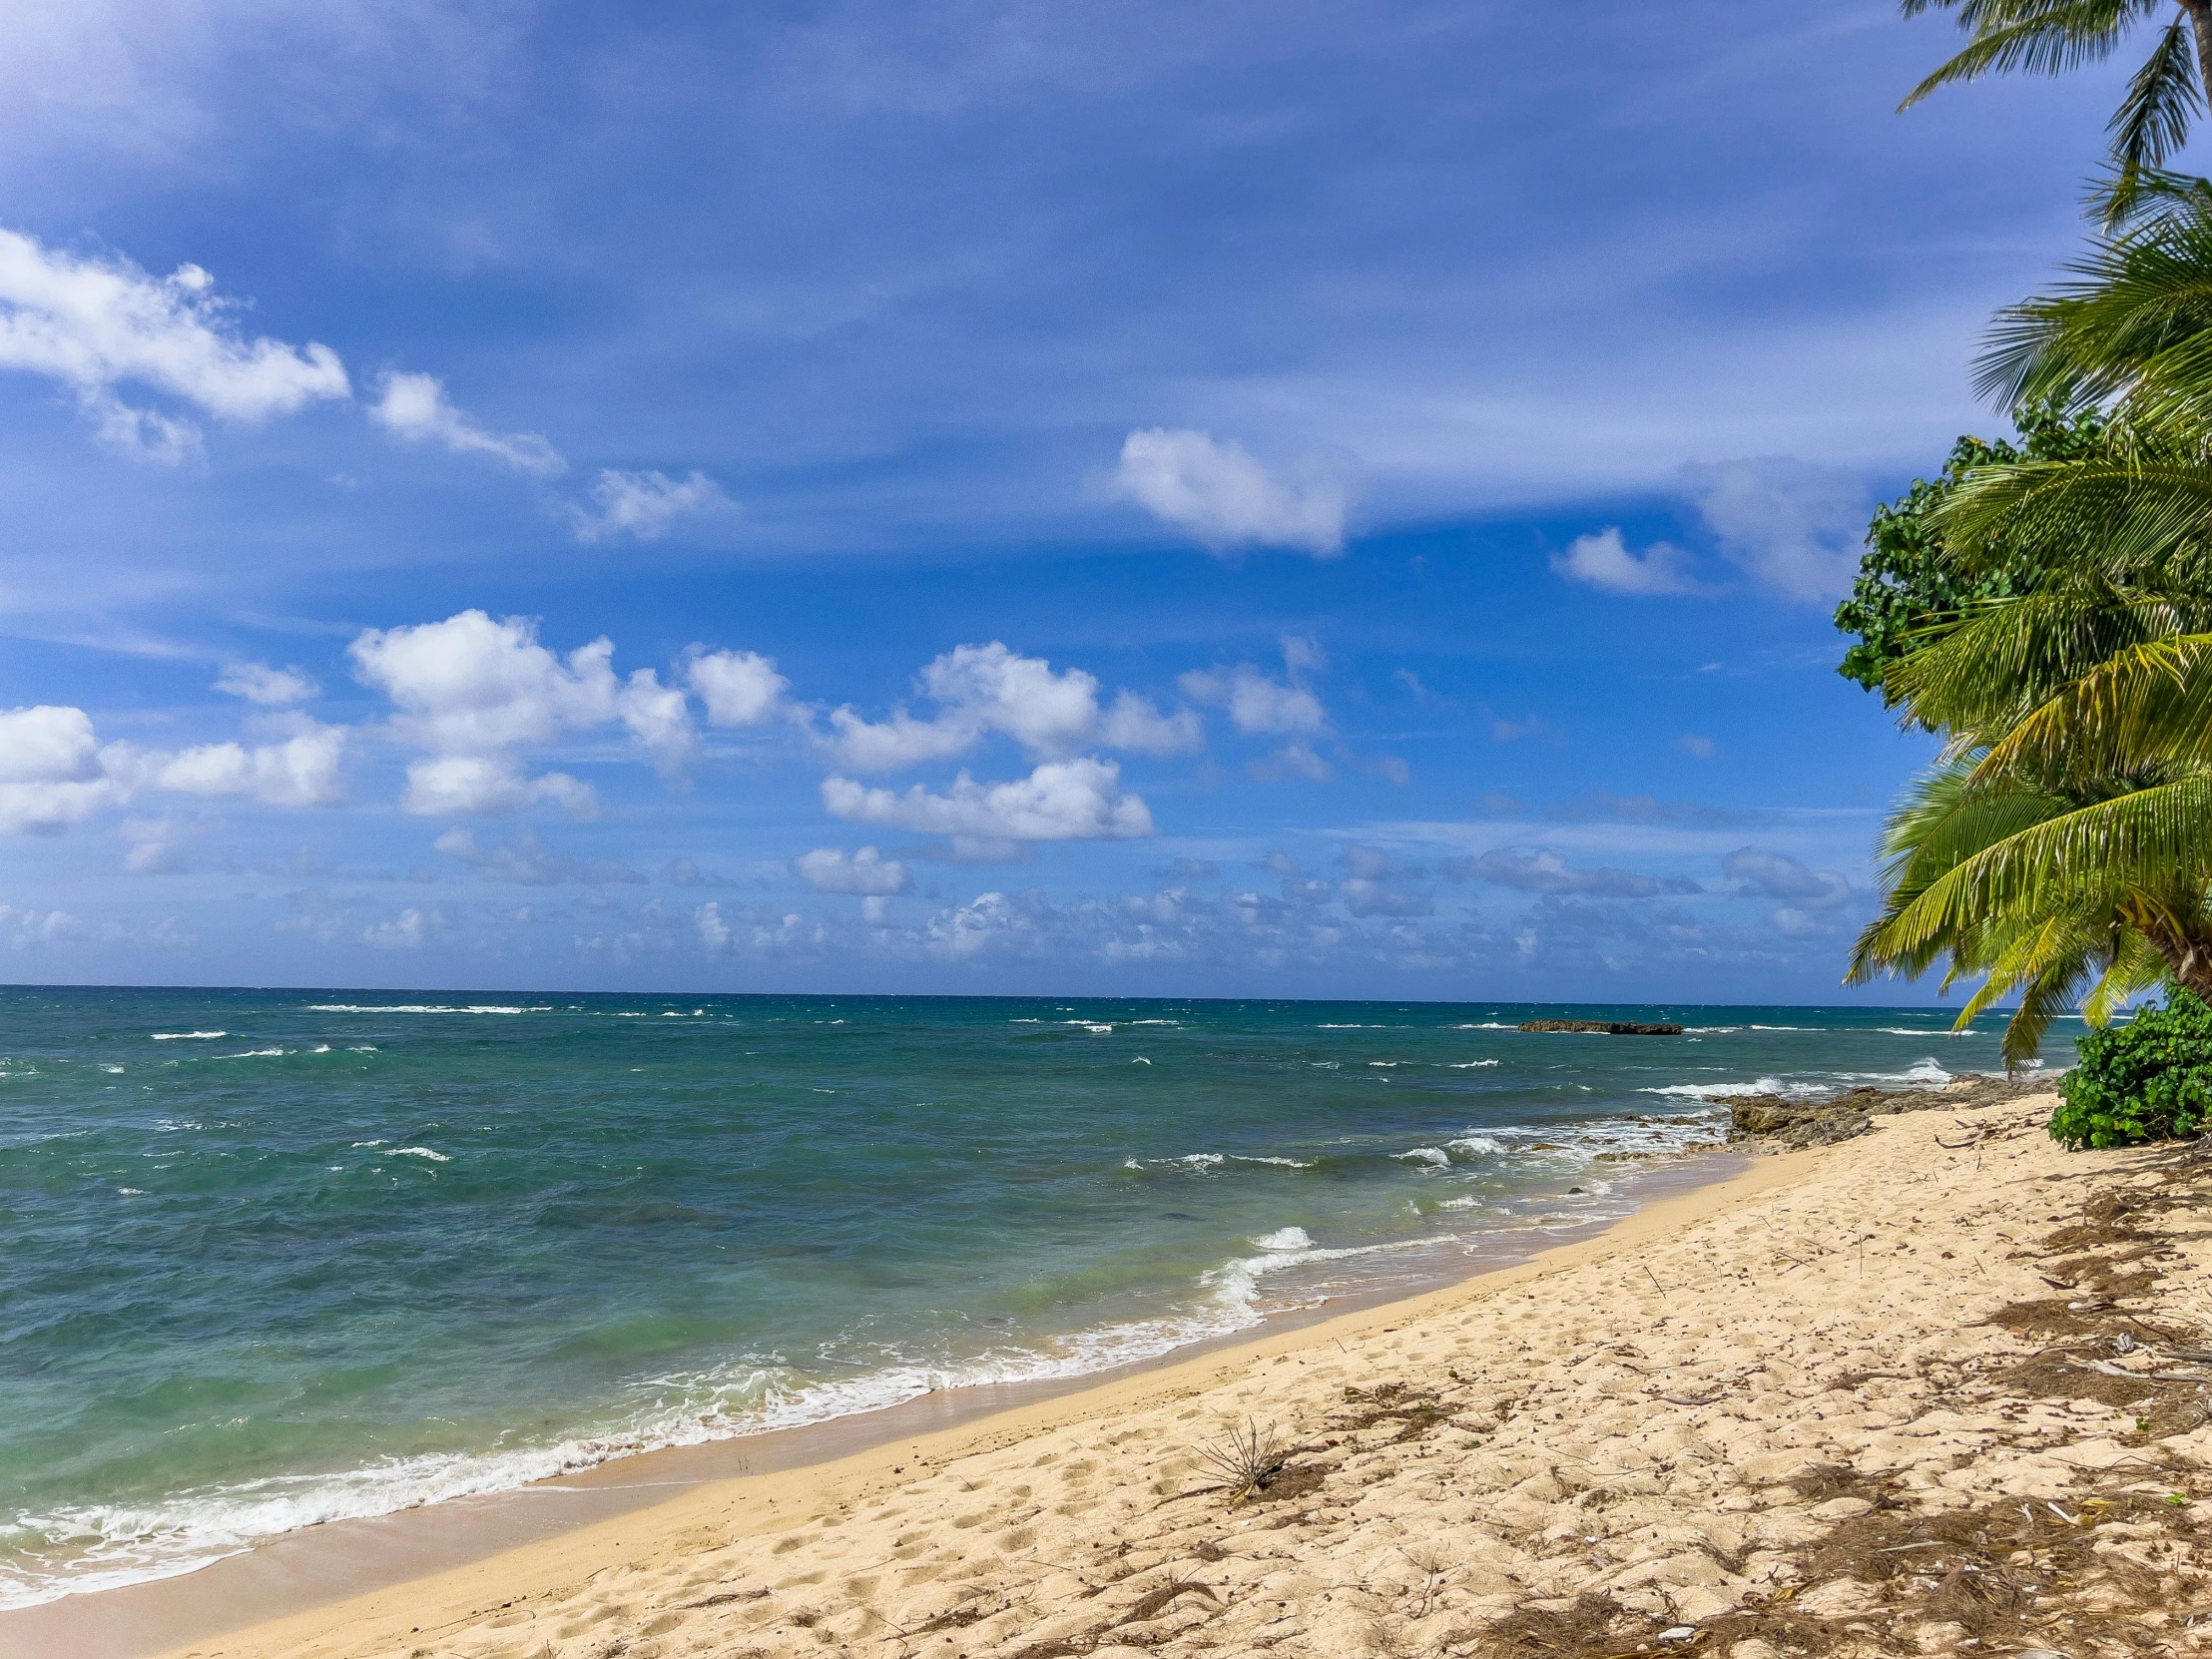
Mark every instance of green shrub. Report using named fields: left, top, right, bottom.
left=2049, top=989, right=2212, bottom=1149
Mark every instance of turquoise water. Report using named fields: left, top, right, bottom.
left=0, top=988, right=2068, bottom=1607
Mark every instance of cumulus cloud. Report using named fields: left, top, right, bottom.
left=793, top=845, right=911, bottom=895
left=215, top=662, right=318, bottom=706
left=823, top=757, right=1153, bottom=840
left=0, top=704, right=125, bottom=831
left=1678, top=458, right=1867, bottom=604
left=824, top=642, right=1199, bottom=771
left=156, top=722, right=347, bottom=807
left=349, top=610, right=718, bottom=810
left=1444, top=846, right=1683, bottom=898
left=1179, top=638, right=1329, bottom=738
left=687, top=649, right=789, bottom=728
left=0, top=703, right=343, bottom=830
left=434, top=827, right=646, bottom=885
left=401, top=755, right=595, bottom=818
left=363, top=906, right=434, bottom=949
left=0, top=227, right=349, bottom=463
left=368, top=370, right=565, bottom=476
left=1112, top=428, right=1350, bottom=556
left=1550, top=528, right=1703, bottom=597
left=1723, top=846, right=1849, bottom=906
left=567, top=468, right=735, bottom=543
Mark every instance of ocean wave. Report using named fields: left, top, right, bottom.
left=1446, top=1060, right=1501, bottom=1068
left=1875, top=1027, right=1962, bottom=1038
left=218, top=1049, right=286, bottom=1060
left=384, top=1147, right=451, bottom=1162
left=1447, top=1022, right=1515, bottom=1029
left=1394, top=1146, right=1450, bottom=1167
left=1230, top=1154, right=1315, bottom=1169
left=1637, top=1075, right=1819, bottom=1101
left=301, top=1005, right=552, bottom=1015
left=1250, top=1226, right=1314, bottom=1252
left=150, top=1032, right=225, bottom=1041
left=1445, top=1135, right=1505, bottom=1157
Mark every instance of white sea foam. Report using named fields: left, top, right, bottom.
left=220, top=1049, right=285, bottom=1059
left=100, top=1065, right=124, bottom=1074
left=1067, top=1022, right=1114, bottom=1034
left=1368, top=1060, right=1402, bottom=1068
left=1446, top=1060, right=1500, bottom=1068
left=1230, top=1154, right=1315, bottom=1169
left=1637, top=1075, right=1818, bottom=1101
left=1251, top=1226, right=1314, bottom=1252
left=1128, top=1019, right=1179, bottom=1025
left=301, top=1005, right=551, bottom=1015
left=1448, top=1022, right=1515, bottom=1029
left=1445, top=1135, right=1505, bottom=1157
left=385, top=1147, right=450, bottom=1162
left=1395, top=1146, right=1450, bottom=1167
left=151, top=1032, right=225, bottom=1041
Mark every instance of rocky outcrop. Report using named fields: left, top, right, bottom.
left=1725, top=1073, right=2062, bottom=1153
left=1517, top=1019, right=1684, bottom=1036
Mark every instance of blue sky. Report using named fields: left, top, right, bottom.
left=0, top=1, right=2140, bottom=998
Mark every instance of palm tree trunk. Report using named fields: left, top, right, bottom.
left=2187, top=1, right=2212, bottom=107
left=2143, top=913, right=2212, bottom=1001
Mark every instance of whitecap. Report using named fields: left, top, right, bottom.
left=384, top=1147, right=450, bottom=1162
left=1229, top=1154, right=1315, bottom=1169
left=1395, top=1146, right=1450, bottom=1167
left=1446, top=1135, right=1505, bottom=1157
left=151, top=1032, right=225, bottom=1041
left=1250, top=1226, right=1315, bottom=1252
left=220, top=1049, right=285, bottom=1059
left=1446, top=1060, right=1500, bottom=1068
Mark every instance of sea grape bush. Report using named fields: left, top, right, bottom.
left=2049, top=989, right=2212, bottom=1149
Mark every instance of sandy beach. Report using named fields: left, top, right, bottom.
left=58, top=1088, right=2212, bottom=1658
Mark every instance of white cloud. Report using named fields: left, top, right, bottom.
left=157, top=722, right=346, bottom=807
left=824, top=641, right=1199, bottom=771
left=1723, top=845, right=1848, bottom=906
left=351, top=611, right=622, bottom=754
left=687, top=649, right=789, bottom=728
left=1112, top=427, right=1349, bottom=556
left=823, top=757, right=1154, bottom=840
left=696, top=900, right=731, bottom=953
left=1550, top=528, right=1703, bottom=597
left=1178, top=640, right=1328, bottom=737
left=368, top=370, right=565, bottom=477
left=215, top=662, right=318, bottom=706
left=1447, top=846, right=1665, bottom=897
left=434, top=827, right=646, bottom=885
left=793, top=845, right=911, bottom=895
left=363, top=906, right=433, bottom=949
left=401, top=755, right=595, bottom=818
left=1678, top=458, right=1867, bottom=604
left=567, top=468, right=735, bottom=543
left=0, top=227, right=348, bottom=463
left=0, top=704, right=124, bottom=831
left=616, top=668, right=695, bottom=772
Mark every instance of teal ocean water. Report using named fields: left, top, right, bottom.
left=0, top=988, right=2069, bottom=1608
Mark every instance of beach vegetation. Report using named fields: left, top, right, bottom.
left=1835, top=407, right=2104, bottom=704
left=1190, top=1416, right=1286, bottom=1503
left=1846, top=187, right=2212, bottom=1072
left=2049, top=987, right=2212, bottom=1146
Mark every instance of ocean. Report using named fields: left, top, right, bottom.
left=0, top=987, right=2069, bottom=1609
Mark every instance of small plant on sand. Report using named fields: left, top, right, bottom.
left=2050, top=988, right=2212, bottom=1149
left=1192, top=1416, right=1286, bottom=1502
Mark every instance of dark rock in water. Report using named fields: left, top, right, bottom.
left=1517, top=1019, right=1684, bottom=1036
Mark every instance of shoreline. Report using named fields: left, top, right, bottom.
left=0, top=1146, right=1770, bottom=1659
left=123, top=1085, right=2212, bottom=1659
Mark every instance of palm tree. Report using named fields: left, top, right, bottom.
left=1902, top=1, right=2212, bottom=223
left=1849, top=190, right=2212, bottom=1052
